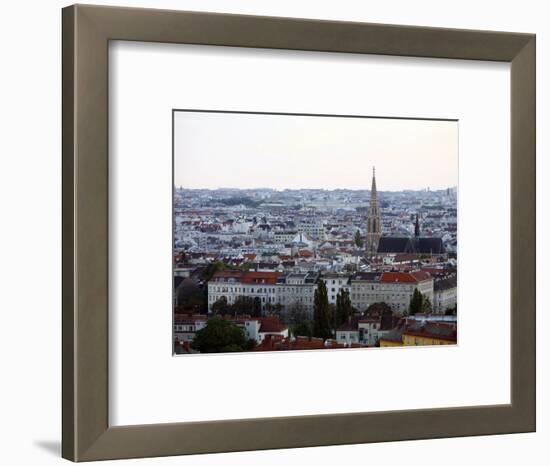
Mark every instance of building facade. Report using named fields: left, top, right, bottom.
left=350, top=271, right=434, bottom=315
left=336, top=317, right=392, bottom=347
left=275, top=272, right=318, bottom=317
left=319, top=272, right=351, bottom=304
left=207, top=270, right=280, bottom=312
left=433, top=275, right=458, bottom=313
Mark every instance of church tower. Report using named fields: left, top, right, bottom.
left=366, top=167, right=382, bottom=256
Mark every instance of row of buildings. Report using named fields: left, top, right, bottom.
left=173, top=171, right=457, bottom=277
left=174, top=313, right=457, bottom=353
left=206, top=268, right=456, bottom=316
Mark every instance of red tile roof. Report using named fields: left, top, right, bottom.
left=380, top=272, right=417, bottom=283
left=410, top=270, right=432, bottom=281
left=240, top=271, right=282, bottom=284
left=258, top=316, right=287, bottom=333
left=380, top=271, right=432, bottom=283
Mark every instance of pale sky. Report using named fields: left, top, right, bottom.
left=174, top=111, right=458, bottom=191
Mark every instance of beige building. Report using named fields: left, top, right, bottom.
left=350, top=270, right=434, bottom=315
left=433, top=275, right=457, bottom=313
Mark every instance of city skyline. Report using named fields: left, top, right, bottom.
left=174, top=111, right=458, bottom=191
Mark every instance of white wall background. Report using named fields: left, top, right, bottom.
left=0, top=0, right=546, bottom=465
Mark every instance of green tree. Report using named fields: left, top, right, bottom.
left=211, top=296, right=229, bottom=315
left=366, top=301, right=392, bottom=315
left=354, top=230, right=364, bottom=248
left=421, top=297, right=433, bottom=314
left=445, top=304, right=457, bottom=316
left=190, top=317, right=249, bottom=353
left=335, top=289, right=353, bottom=327
left=201, top=261, right=229, bottom=282
left=292, top=321, right=313, bottom=338
left=252, top=297, right=262, bottom=317
left=270, top=303, right=283, bottom=316
left=288, top=303, right=308, bottom=324
left=408, top=288, right=423, bottom=315
left=175, top=278, right=205, bottom=313
left=313, top=280, right=332, bottom=340
left=231, top=295, right=255, bottom=315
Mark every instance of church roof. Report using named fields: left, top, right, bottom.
left=377, top=237, right=411, bottom=253
left=377, top=236, right=445, bottom=254
left=415, top=237, right=445, bottom=254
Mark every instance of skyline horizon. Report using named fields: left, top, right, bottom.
left=174, top=185, right=457, bottom=193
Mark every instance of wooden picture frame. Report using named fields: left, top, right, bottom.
left=62, top=4, right=536, bottom=461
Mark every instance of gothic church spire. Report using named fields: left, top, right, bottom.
left=366, top=166, right=382, bottom=256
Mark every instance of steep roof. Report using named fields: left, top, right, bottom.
left=377, top=236, right=445, bottom=254
left=415, top=237, right=445, bottom=254
left=377, top=237, right=412, bottom=253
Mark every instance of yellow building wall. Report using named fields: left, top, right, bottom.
left=402, top=334, right=455, bottom=346
left=379, top=339, right=403, bottom=347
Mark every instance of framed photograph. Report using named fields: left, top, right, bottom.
left=172, top=110, right=458, bottom=355
left=62, top=4, right=536, bottom=462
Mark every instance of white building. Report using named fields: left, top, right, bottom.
left=350, top=271, right=434, bottom=315
left=298, top=219, right=326, bottom=240
left=207, top=270, right=280, bottom=312
left=335, top=316, right=392, bottom=347
left=433, top=275, right=457, bottom=313
left=320, top=273, right=351, bottom=304
left=275, top=272, right=318, bottom=317
left=273, top=230, right=298, bottom=244
left=173, top=315, right=207, bottom=342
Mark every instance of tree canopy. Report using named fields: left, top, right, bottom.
left=421, top=297, right=433, bottom=313
left=313, top=280, right=332, bottom=340
left=335, top=289, right=353, bottom=327
left=211, top=296, right=230, bottom=314
left=190, top=317, right=255, bottom=353
left=175, top=278, right=205, bottom=313
left=201, top=261, right=230, bottom=282
left=366, top=301, right=392, bottom=315
left=408, top=288, right=424, bottom=315
left=292, top=321, right=313, bottom=338
left=354, top=230, right=364, bottom=248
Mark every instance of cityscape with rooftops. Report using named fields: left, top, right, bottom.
left=173, top=167, right=458, bottom=354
